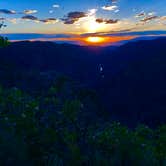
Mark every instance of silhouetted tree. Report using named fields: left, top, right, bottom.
left=0, top=21, right=9, bottom=47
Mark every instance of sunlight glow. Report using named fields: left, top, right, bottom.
left=86, top=36, right=105, bottom=43
left=82, top=16, right=107, bottom=33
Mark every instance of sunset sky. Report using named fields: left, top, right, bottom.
left=0, top=0, right=166, bottom=45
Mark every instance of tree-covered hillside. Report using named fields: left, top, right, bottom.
left=0, top=84, right=165, bottom=166
left=0, top=37, right=166, bottom=165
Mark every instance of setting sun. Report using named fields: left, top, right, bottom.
left=86, top=36, right=105, bottom=43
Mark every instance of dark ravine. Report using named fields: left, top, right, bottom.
left=0, top=37, right=166, bottom=127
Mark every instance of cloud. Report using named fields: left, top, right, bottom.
left=53, top=4, right=60, bottom=8
left=66, top=12, right=87, bottom=19
left=96, top=18, right=104, bottom=23
left=40, top=18, right=58, bottom=24
left=0, top=17, right=20, bottom=24
left=81, top=29, right=166, bottom=38
left=141, top=15, right=158, bottom=22
left=88, top=9, right=97, bottom=16
left=62, top=11, right=87, bottom=24
left=0, top=18, right=5, bottom=21
left=96, top=18, right=119, bottom=24
left=7, top=18, right=19, bottom=24
left=135, top=12, right=146, bottom=18
left=114, top=9, right=120, bottom=13
left=135, top=11, right=156, bottom=18
left=101, top=5, right=118, bottom=11
left=105, top=19, right=119, bottom=24
left=160, top=16, right=166, bottom=21
left=21, top=15, right=38, bottom=21
left=49, top=4, right=60, bottom=14
left=112, top=0, right=118, bottom=3
left=148, top=12, right=156, bottom=16
left=22, top=15, right=58, bottom=24
left=0, top=9, right=16, bottom=14
left=23, top=10, right=38, bottom=14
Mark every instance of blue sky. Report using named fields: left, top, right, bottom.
left=0, top=0, right=166, bottom=36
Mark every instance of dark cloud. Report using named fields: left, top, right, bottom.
left=67, top=12, right=87, bottom=18
left=40, top=18, right=58, bottom=24
left=96, top=18, right=104, bottom=23
left=0, top=18, right=5, bottom=21
left=81, top=29, right=166, bottom=38
left=21, top=15, right=58, bottom=24
left=21, top=15, right=38, bottom=21
left=62, top=11, right=87, bottom=24
left=96, top=18, right=119, bottom=24
left=105, top=19, right=119, bottom=24
left=112, top=0, right=118, bottom=3
left=135, top=12, right=146, bottom=18
left=141, top=15, right=158, bottom=22
left=0, top=9, right=16, bottom=14
left=63, top=19, right=75, bottom=24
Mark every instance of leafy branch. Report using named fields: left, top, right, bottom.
left=0, top=21, right=10, bottom=47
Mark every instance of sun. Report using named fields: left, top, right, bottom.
left=86, top=36, right=105, bottom=43
left=86, top=21, right=105, bottom=33
left=81, top=16, right=107, bottom=33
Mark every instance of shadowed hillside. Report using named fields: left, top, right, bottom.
left=0, top=38, right=166, bottom=127
left=0, top=37, right=166, bottom=165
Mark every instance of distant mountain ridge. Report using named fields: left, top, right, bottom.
left=1, top=37, right=166, bottom=77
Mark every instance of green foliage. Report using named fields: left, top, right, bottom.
left=0, top=36, right=10, bottom=47
left=62, top=100, right=81, bottom=121
left=155, top=125, right=166, bottom=165
left=0, top=84, right=165, bottom=166
left=0, top=21, right=10, bottom=47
